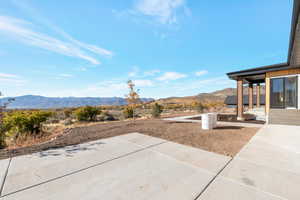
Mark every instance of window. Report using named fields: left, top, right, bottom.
left=270, top=76, right=298, bottom=108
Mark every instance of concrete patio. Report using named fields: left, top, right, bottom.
left=0, top=133, right=230, bottom=200
left=1, top=125, right=300, bottom=199
left=199, top=124, right=300, bottom=200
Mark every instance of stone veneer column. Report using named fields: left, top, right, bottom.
left=237, top=79, right=244, bottom=120
left=256, top=83, right=261, bottom=107
left=248, top=83, right=253, bottom=110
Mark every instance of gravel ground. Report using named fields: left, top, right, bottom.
left=0, top=119, right=259, bottom=159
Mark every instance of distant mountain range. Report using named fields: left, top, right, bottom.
left=0, top=87, right=264, bottom=109
left=0, top=95, right=154, bottom=109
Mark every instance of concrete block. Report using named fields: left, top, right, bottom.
left=220, top=158, right=300, bottom=200
left=0, top=159, right=10, bottom=195
left=2, top=136, right=142, bottom=196
left=198, top=177, right=284, bottom=200
left=2, top=150, right=215, bottom=200
left=254, top=125, right=300, bottom=152
left=117, top=133, right=166, bottom=147
left=238, top=139, right=300, bottom=174
left=151, top=142, right=230, bottom=174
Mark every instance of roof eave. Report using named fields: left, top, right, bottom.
left=227, top=63, right=288, bottom=80
left=287, top=0, right=300, bottom=64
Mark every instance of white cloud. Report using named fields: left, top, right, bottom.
left=11, top=1, right=114, bottom=58
left=0, top=16, right=113, bottom=64
left=88, top=81, right=127, bottom=91
left=195, top=70, right=208, bottom=76
left=84, top=81, right=128, bottom=97
left=0, top=72, right=26, bottom=86
left=157, top=72, right=187, bottom=81
left=133, top=79, right=154, bottom=87
left=58, top=74, right=73, bottom=78
left=128, top=66, right=140, bottom=77
left=55, top=79, right=154, bottom=97
left=135, top=0, right=187, bottom=24
left=175, top=76, right=234, bottom=92
left=0, top=73, right=19, bottom=78
left=144, top=69, right=160, bottom=76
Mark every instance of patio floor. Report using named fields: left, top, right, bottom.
left=0, top=133, right=230, bottom=200
left=1, top=125, right=300, bottom=200
left=199, top=124, right=300, bottom=200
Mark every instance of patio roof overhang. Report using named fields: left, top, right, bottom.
left=227, top=63, right=300, bottom=83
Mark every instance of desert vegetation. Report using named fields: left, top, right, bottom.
left=0, top=100, right=226, bottom=149
left=3, top=110, right=52, bottom=143
left=0, top=84, right=230, bottom=150
left=74, top=106, right=101, bottom=122
left=151, top=103, right=163, bottom=118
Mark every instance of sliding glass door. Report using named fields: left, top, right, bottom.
left=285, top=77, right=297, bottom=108
left=270, top=78, right=284, bottom=108
left=270, top=76, right=298, bottom=109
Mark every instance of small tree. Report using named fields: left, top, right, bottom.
left=125, top=80, right=141, bottom=121
left=151, top=103, right=163, bottom=118
left=123, top=106, right=134, bottom=119
left=74, top=106, right=101, bottom=122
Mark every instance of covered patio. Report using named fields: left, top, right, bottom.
left=227, top=69, right=268, bottom=121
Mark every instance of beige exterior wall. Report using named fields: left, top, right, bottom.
left=266, top=69, right=300, bottom=78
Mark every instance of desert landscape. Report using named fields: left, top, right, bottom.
left=0, top=86, right=261, bottom=159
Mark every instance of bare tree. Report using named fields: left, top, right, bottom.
left=125, top=80, right=141, bottom=122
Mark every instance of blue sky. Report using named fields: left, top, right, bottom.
left=0, top=0, right=293, bottom=98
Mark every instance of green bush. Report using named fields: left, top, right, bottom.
left=0, top=125, right=6, bottom=148
left=74, top=106, right=101, bottom=121
left=123, top=106, right=134, bottom=119
left=193, top=102, right=206, bottom=113
left=3, top=111, right=52, bottom=140
left=151, top=103, right=163, bottom=118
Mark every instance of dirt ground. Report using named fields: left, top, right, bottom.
left=0, top=119, right=259, bottom=159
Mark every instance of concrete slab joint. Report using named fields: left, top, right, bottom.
left=0, top=158, right=12, bottom=197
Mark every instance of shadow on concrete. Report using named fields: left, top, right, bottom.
left=38, top=141, right=105, bottom=158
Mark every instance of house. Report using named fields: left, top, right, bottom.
left=227, top=0, right=300, bottom=125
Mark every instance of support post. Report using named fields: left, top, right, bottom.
left=265, top=77, right=270, bottom=123
left=248, top=83, right=253, bottom=110
left=237, top=79, right=244, bottom=120
left=256, top=83, right=261, bottom=107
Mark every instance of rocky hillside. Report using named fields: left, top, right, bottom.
left=155, top=86, right=265, bottom=105
left=156, top=88, right=237, bottom=105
